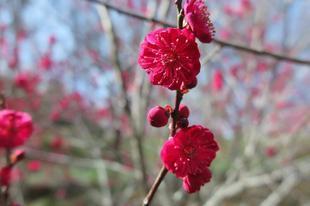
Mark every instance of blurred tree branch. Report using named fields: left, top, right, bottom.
left=24, top=147, right=140, bottom=177
left=85, top=0, right=310, bottom=66
left=97, top=4, right=149, bottom=193
left=204, top=159, right=310, bottom=206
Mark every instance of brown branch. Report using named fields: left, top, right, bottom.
left=97, top=4, right=149, bottom=192
left=24, top=147, right=141, bottom=176
left=204, top=159, right=310, bottom=206
left=142, top=2, right=185, bottom=203
left=84, top=0, right=310, bottom=66
left=142, top=91, right=184, bottom=206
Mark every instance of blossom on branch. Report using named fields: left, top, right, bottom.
left=160, top=125, right=219, bottom=178
left=138, top=28, right=200, bottom=90
left=184, top=0, right=215, bottom=43
left=0, top=109, right=33, bottom=148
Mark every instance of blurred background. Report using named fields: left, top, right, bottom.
left=0, top=0, right=309, bottom=205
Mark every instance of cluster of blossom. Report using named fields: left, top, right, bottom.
left=138, top=0, right=219, bottom=193
left=0, top=23, right=55, bottom=71
left=0, top=109, right=33, bottom=205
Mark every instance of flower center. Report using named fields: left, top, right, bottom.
left=183, top=145, right=195, bottom=157
left=161, top=50, right=178, bottom=66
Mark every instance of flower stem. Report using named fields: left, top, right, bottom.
left=176, top=0, right=184, bottom=29
left=142, top=1, right=184, bottom=205
left=142, top=91, right=183, bottom=206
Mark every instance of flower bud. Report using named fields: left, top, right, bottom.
left=10, top=149, right=25, bottom=165
left=177, top=118, right=189, bottom=128
left=147, top=106, right=169, bottom=127
left=179, top=104, right=190, bottom=118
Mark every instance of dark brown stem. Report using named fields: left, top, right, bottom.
left=141, top=1, right=184, bottom=205
left=5, top=149, right=10, bottom=165
left=142, top=91, right=183, bottom=206
left=142, top=167, right=168, bottom=206
left=175, top=0, right=182, bottom=13
left=175, top=0, right=184, bottom=29
left=171, top=91, right=184, bottom=136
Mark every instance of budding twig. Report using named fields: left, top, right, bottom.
left=142, top=91, right=184, bottom=206
left=141, top=1, right=185, bottom=204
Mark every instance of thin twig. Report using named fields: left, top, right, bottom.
left=24, top=147, right=140, bottom=176
left=141, top=2, right=185, bottom=204
left=97, top=4, right=149, bottom=192
left=84, top=0, right=310, bottom=66
left=142, top=91, right=184, bottom=206
left=204, top=159, right=310, bottom=206
left=260, top=173, right=299, bottom=206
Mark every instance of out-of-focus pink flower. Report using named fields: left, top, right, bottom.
left=182, top=168, right=212, bottom=193
left=161, top=125, right=219, bottom=178
left=240, top=0, right=252, bottom=12
left=218, top=29, right=232, bottom=40
left=0, top=23, right=6, bottom=32
left=50, top=92, right=86, bottom=122
left=48, top=35, right=57, bottom=45
left=8, top=47, right=19, bottom=69
left=50, top=136, right=64, bottom=150
left=0, top=110, right=33, bottom=148
left=0, top=166, right=12, bottom=187
left=10, top=149, right=26, bottom=164
left=265, top=147, right=277, bottom=157
left=27, top=160, right=41, bottom=172
left=224, top=0, right=252, bottom=17
left=138, top=28, right=200, bottom=90
left=49, top=110, right=61, bottom=122
left=257, top=62, right=269, bottom=72
left=230, top=65, right=240, bottom=78
left=39, top=53, right=53, bottom=70
left=0, top=37, right=8, bottom=58
left=272, top=64, right=293, bottom=92
left=212, top=70, right=224, bottom=92
left=14, top=72, right=40, bottom=93
left=95, top=107, right=110, bottom=120
left=17, top=29, right=27, bottom=42
left=184, top=0, right=215, bottom=43
left=127, top=0, right=134, bottom=9
left=275, top=101, right=293, bottom=110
